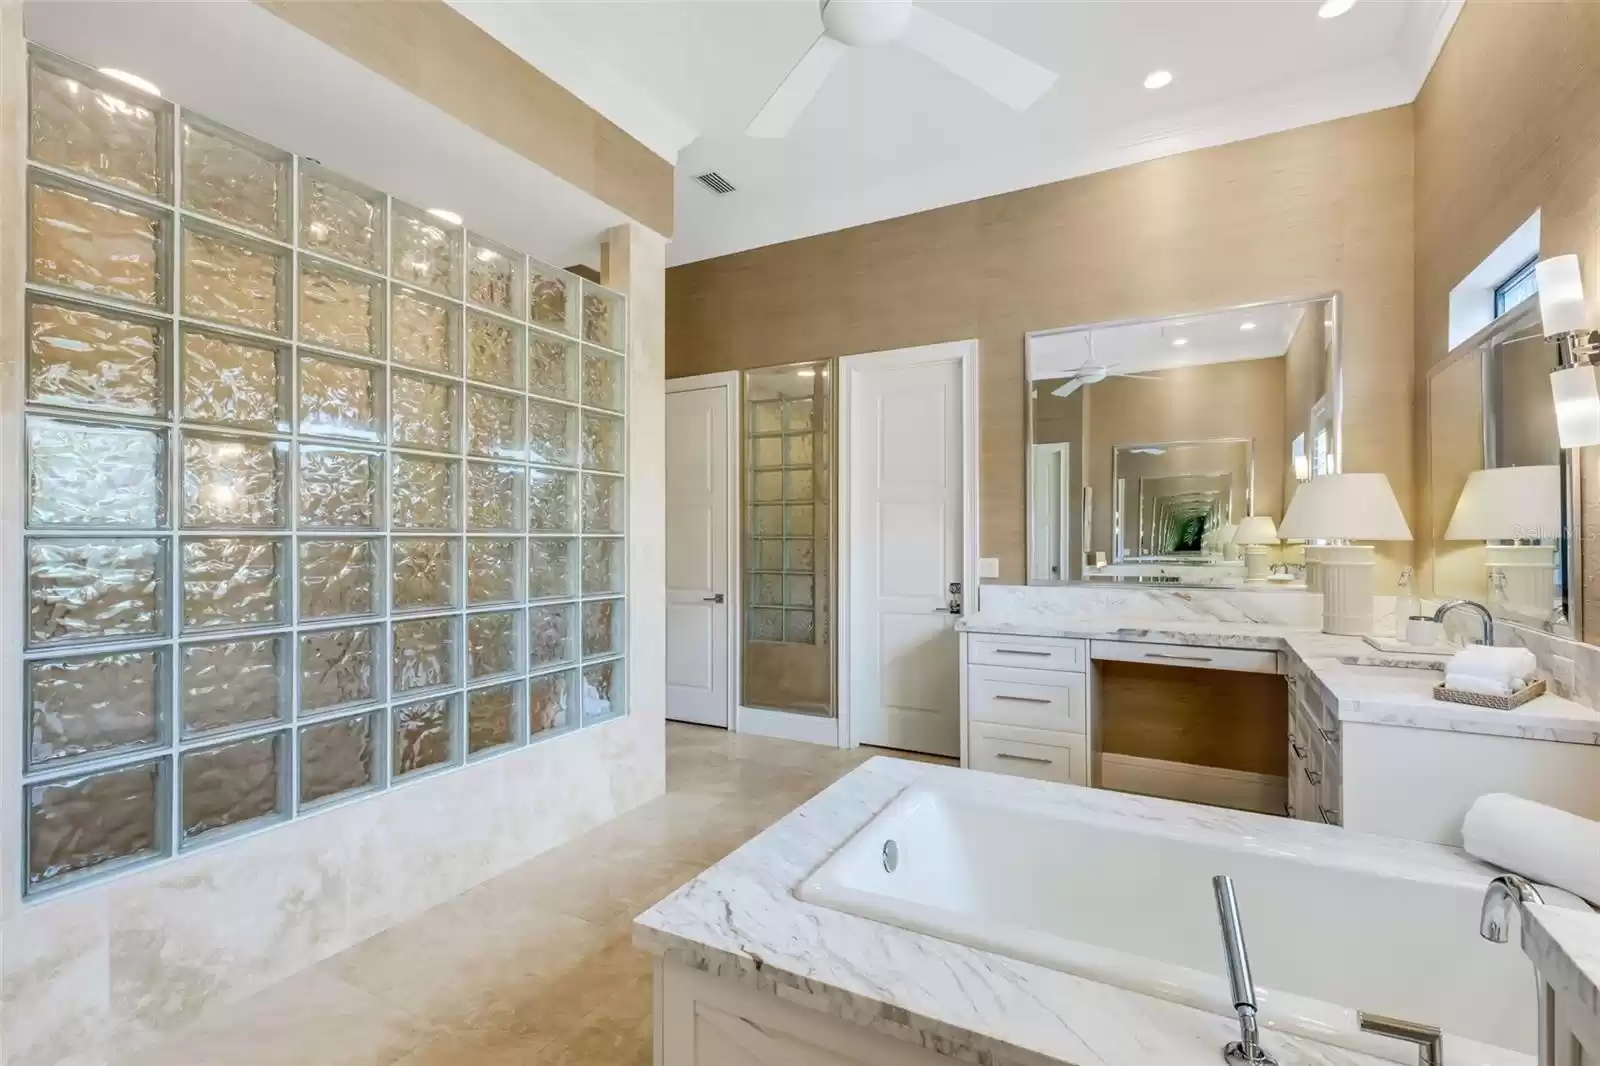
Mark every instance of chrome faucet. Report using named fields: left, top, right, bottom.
left=1212, top=875, right=1277, bottom=1065
left=1480, top=873, right=1543, bottom=943
left=1433, top=599, right=1495, bottom=647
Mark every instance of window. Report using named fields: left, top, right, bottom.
left=19, top=45, right=628, bottom=896
left=1494, top=256, right=1539, bottom=318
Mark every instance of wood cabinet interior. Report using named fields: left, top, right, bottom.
left=1097, top=660, right=1287, bottom=777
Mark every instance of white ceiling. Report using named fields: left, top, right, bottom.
left=25, top=0, right=629, bottom=268
left=451, top=0, right=1460, bottom=266
left=1028, top=301, right=1308, bottom=383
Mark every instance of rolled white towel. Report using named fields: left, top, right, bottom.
left=1444, top=673, right=1515, bottom=698
left=1462, top=793, right=1600, bottom=906
left=1446, top=645, right=1537, bottom=685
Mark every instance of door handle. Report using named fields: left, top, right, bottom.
left=703, top=593, right=725, bottom=603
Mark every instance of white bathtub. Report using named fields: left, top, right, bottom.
left=798, top=781, right=1577, bottom=1060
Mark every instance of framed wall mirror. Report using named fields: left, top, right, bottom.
left=1025, top=295, right=1340, bottom=587
left=1425, top=296, right=1579, bottom=636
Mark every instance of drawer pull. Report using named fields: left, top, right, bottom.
left=1318, top=726, right=1338, bottom=744
left=1285, top=802, right=1297, bottom=818
left=993, top=649, right=1053, bottom=658
left=1319, top=806, right=1340, bottom=825
left=993, top=694, right=1053, bottom=705
left=1290, top=741, right=1307, bottom=761
left=995, top=752, right=1054, bottom=766
left=1143, top=652, right=1214, bottom=663
left=1304, top=767, right=1322, bottom=786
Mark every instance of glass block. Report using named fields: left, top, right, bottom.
left=392, top=204, right=461, bottom=297
left=581, top=538, right=623, bottom=596
left=581, top=412, right=624, bottom=472
left=28, top=416, right=165, bottom=528
left=298, top=538, right=377, bottom=620
left=28, top=537, right=165, bottom=647
left=529, top=603, right=574, bottom=668
left=468, top=388, right=522, bottom=459
left=394, top=696, right=456, bottom=778
left=298, top=626, right=378, bottom=713
left=582, top=474, right=624, bottom=534
left=466, top=462, right=523, bottom=532
left=786, top=397, right=815, bottom=432
left=786, top=539, right=814, bottom=572
left=181, top=733, right=284, bottom=841
left=582, top=659, right=623, bottom=722
left=28, top=296, right=164, bottom=417
left=181, top=537, right=284, bottom=630
left=751, top=574, right=782, bottom=606
left=529, top=669, right=573, bottom=737
left=752, top=470, right=782, bottom=502
left=528, top=261, right=577, bottom=336
left=528, top=468, right=577, bottom=533
left=786, top=434, right=813, bottom=466
left=752, top=401, right=782, bottom=435
left=787, top=504, right=814, bottom=536
left=30, top=177, right=166, bottom=307
left=752, top=505, right=783, bottom=536
left=181, top=635, right=287, bottom=736
left=28, top=648, right=164, bottom=769
left=468, top=683, right=518, bottom=755
left=299, top=259, right=381, bottom=357
left=786, top=469, right=814, bottom=501
left=391, top=288, right=459, bottom=373
left=748, top=609, right=783, bottom=642
left=468, top=313, right=520, bottom=388
left=181, top=224, right=287, bottom=335
left=391, top=372, right=458, bottom=451
left=751, top=437, right=782, bottom=469
left=180, top=433, right=286, bottom=529
left=787, top=611, right=815, bottom=643
left=468, top=538, right=520, bottom=604
left=392, top=615, right=457, bottom=694
left=392, top=537, right=457, bottom=611
left=581, top=347, right=625, bottom=412
left=752, top=538, right=784, bottom=570
left=391, top=454, right=457, bottom=531
left=468, top=610, right=519, bottom=679
left=529, top=537, right=576, bottom=600
left=528, top=400, right=578, bottom=468
left=582, top=282, right=625, bottom=351
left=527, top=331, right=578, bottom=401
left=298, top=353, right=381, bottom=441
left=27, top=758, right=164, bottom=890
left=582, top=599, right=623, bottom=659
left=181, top=116, right=288, bottom=239
left=29, top=53, right=167, bottom=196
left=180, top=326, right=285, bottom=431
left=298, top=446, right=380, bottom=530
left=786, top=575, right=814, bottom=607
left=467, top=234, right=520, bottom=314
left=299, top=711, right=379, bottom=807
left=300, top=163, right=383, bottom=270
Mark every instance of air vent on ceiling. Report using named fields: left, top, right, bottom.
left=694, top=171, right=736, bottom=195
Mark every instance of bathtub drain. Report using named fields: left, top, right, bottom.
left=882, top=839, right=899, bottom=873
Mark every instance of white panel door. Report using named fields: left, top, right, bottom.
left=666, top=384, right=731, bottom=727
left=848, top=351, right=965, bottom=756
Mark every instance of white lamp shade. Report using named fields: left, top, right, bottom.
left=1277, top=473, right=1412, bottom=541
left=1445, top=465, right=1560, bottom=541
left=1537, top=255, right=1587, bottom=336
left=1551, top=363, right=1600, bottom=448
left=1232, top=515, right=1280, bottom=545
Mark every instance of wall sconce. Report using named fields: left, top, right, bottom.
left=1539, top=255, right=1600, bottom=447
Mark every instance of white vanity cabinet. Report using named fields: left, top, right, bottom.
left=962, top=634, right=1093, bottom=785
left=1286, top=670, right=1341, bottom=825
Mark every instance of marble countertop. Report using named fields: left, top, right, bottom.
left=1522, top=905, right=1600, bottom=1046
left=634, top=757, right=1524, bottom=1066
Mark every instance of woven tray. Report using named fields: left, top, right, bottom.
left=1432, top=678, right=1546, bottom=710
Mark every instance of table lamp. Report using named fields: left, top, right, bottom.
left=1277, top=473, right=1412, bottom=634
left=1231, top=516, right=1279, bottom=583
left=1445, top=465, right=1560, bottom=619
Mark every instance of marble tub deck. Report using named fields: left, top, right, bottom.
left=635, top=756, right=1537, bottom=1066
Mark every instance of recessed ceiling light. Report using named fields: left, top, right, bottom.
left=1240, top=321, right=1257, bottom=331
left=1172, top=337, right=1189, bottom=347
left=1318, top=0, right=1356, bottom=18
left=798, top=369, right=816, bottom=378
left=98, top=68, right=160, bottom=96
left=1143, top=70, right=1173, bottom=90
left=427, top=208, right=463, bottom=226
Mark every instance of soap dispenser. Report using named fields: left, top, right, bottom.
left=1393, top=566, right=1419, bottom=638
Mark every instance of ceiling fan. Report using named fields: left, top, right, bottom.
left=746, top=0, right=1058, bottom=138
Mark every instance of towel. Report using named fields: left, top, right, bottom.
left=1444, top=673, right=1515, bottom=698
left=1446, top=645, right=1537, bottom=686
left=1462, top=793, right=1600, bottom=906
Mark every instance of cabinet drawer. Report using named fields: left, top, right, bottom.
left=969, top=666, right=1087, bottom=732
left=1091, top=640, right=1279, bottom=675
left=968, top=635, right=1086, bottom=672
left=969, top=723, right=1088, bottom=785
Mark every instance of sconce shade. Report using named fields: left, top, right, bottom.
left=1444, top=466, right=1560, bottom=541
left=1277, top=473, right=1412, bottom=542
left=1551, top=363, right=1600, bottom=448
left=1538, top=255, right=1587, bottom=336
left=1232, top=515, right=1280, bottom=546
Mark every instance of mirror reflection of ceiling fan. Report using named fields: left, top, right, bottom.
left=746, top=0, right=1058, bottom=138
left=1049, top=337, right=1164, bottom=396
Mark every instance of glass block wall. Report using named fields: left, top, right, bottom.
left=19, top=46, right=628, bottom=896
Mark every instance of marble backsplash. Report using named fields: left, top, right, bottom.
left=973, top=583, right=1323, bottom=627
left=1502, top=623, right=1600, bottom=708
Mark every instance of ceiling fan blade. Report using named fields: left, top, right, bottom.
left=746, top=34, right=850, bottom=138
left=900, top=6, right=1057, bottom=111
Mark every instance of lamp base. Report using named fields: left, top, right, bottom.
left=1243, top=545, right=1270, bottom=583
left=1303, top=546, right=1324, bottom=594
left=1319, top=544, right=1375, bottom=635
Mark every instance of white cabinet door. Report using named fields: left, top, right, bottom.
left=666, top=382, right=732, bottom=727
